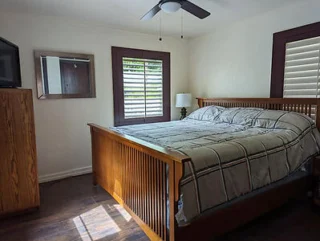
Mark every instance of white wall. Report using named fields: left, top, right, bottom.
left=0, top=12, right=189, bottom=182
left=188, top=0, right=320, bottom=107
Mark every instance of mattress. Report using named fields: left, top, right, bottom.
left=112, top=106, right=320, bottom=224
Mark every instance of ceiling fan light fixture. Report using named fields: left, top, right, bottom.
left=160, top=1, right=181, bottom=13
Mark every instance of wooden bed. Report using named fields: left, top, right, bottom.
left=88, top=98, right=320, bottom=241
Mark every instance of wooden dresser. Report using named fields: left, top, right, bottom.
left=0, top=89, right=40, bottom=216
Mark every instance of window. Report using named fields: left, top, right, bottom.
left=112, top=47, right=170, bottom=126
left=270, top=22, right=320, bottom=98
left=283, top=37, right=320, bottom=98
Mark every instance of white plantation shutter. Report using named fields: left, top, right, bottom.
left=283, top=36, right=320, bottom=98
left=123, top=57, right=163, bottom=119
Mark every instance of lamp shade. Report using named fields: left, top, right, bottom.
left=176, top=93, right=192, bottom=108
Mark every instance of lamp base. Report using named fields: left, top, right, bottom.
left=180, top=107, right=187, bottom=120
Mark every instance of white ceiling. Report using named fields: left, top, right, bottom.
left=0, top=0, right=300, bottom=38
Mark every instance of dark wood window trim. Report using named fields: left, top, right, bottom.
left=112, top=47, right=171, bottom=127
left=270, top=22, right=320, bottom=98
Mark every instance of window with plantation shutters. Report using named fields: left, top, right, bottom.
left=112, top=47, right=170, bottom=126
left=271, top=22, right=320, bottom=98
left=283, top=37, right=320, bottom=98
left=123, top=57, right=164, bottom=119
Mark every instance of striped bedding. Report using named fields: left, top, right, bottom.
left=112, top=106, right=320, bottom=224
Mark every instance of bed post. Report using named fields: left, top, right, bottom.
left=316, top=99, right=320, bottom=130
left=90, top=126, right=98, bottom=186
left=169, top=161, right=184, bottom=241
left=197, top=98, right=204, bottom=108
left=313, top=156, right=320, bottom=207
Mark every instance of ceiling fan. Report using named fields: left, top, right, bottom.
left=141, top=0, right=211, bottom=21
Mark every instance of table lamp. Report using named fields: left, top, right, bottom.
left=176, top=93, right=192, bottom=120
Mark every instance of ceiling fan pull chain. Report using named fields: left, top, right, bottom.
left=181, top=9, right=184, bottom=39
left=159, top=12, right=163, bottom=41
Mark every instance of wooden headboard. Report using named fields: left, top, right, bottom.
left=197, top=98, right=320, bottom=130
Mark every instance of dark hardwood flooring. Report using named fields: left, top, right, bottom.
left=0, top=174, right=319, bottom=241
left=0, top=174, right=148, bottom=241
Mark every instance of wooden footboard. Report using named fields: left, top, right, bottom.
left=88, top=124, right=191, bottom=241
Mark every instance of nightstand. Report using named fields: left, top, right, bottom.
left=313, top=156, right=320, bottom=207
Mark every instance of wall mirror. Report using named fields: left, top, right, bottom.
left=34, top=51, right=96, bottom=99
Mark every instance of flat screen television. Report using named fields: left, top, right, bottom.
left=0, top=37, right=21, bottom=88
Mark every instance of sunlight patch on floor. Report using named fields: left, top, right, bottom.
left=73, top=205, right=121, bottom=241
left=113, top=204, right=132, bottom=222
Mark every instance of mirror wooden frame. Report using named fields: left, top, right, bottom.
left=34, top=50, right=96, bottom=99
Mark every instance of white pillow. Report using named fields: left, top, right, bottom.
left=186, top=106, right=225, bottom=122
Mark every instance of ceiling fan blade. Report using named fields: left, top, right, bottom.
left=181, top=0, right=211, bottom=19
left=141, top=4, right=161, bottom=21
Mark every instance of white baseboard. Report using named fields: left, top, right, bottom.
left=39, top=166, right=92, bottom=183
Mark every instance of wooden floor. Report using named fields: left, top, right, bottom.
left=0, top=174, right=319, bottom=241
